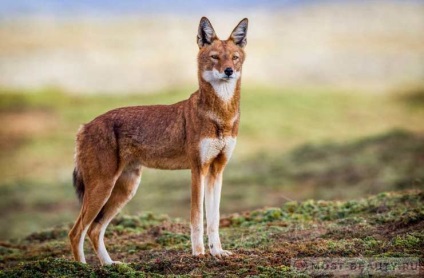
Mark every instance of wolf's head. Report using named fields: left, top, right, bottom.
left=197, top=17, right=248, bottom=87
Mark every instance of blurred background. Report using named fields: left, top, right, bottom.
left=0, top=0, right=423, bottom=240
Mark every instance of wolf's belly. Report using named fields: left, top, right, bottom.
left=141, top=155, right=191, bottom=170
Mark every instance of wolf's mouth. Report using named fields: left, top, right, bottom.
left=221, top=76, right=234, bottom=81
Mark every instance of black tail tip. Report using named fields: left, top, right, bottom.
left=72, top=168, right=85, bottom=203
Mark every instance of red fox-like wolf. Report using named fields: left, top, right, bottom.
left=69, top=17, right=248, bottom=265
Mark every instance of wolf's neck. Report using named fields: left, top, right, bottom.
left=207, top=79, right=238, bottom=102
left=197, top=79, right=240, bottom=120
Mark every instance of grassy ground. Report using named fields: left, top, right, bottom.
left=0, top=190, right=422, bottom=277
left=1, top=86, right=424, bottom=240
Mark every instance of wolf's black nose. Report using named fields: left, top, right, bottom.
left=224, top=67, right=234, bottom=77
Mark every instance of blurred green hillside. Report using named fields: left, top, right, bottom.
left=0, top=86, right=423, bottom=240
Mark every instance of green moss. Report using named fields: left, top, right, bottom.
left=393, top=234, right=422, bottom=249
left=219, top=190, right=423, bottom=231
left=0, top=259, right=93, bottom=278
left=363, top=236, right=380, bottom=249
left=0, top=246, right=17, bottom=256
left=229, top=215, right=247, bottom=226
left=262, top=208, right=283, bottom=222
left=24, top=226, right=69, bottom=242
left=155, top=231, right=189, bottom=247
left=104, top=263, right=140, bottom=277
left=109, top=213, right=170, bottom=235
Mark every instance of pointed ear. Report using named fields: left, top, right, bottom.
left=197, top=17, right=218, bottom=48
left=229, top=18, right=248, bottom=48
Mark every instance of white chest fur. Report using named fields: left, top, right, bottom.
left=199, top=137, right=237, bottom=165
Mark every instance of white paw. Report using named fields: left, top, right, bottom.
left=210, top=248, right=233, bottom=259
left=192, top=246, right=205, bottom=257
left=102, top=260, right=122, bottom=266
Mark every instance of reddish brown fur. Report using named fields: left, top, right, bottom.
left=69, top=17, right=248, bottom=264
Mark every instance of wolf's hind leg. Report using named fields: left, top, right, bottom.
left=69, top=177, right=117, bottom=263
left=87, top=165, right=142, bottom=265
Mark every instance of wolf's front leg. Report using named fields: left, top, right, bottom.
left=190, top=168, right=205, bottom=256
left=205, top=166, right=233, bottom=258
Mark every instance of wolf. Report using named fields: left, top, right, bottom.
left=69, top=17, right=248, bottom=265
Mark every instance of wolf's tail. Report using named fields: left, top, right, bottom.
left=72, top=168, right=85, bottom=203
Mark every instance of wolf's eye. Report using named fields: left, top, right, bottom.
left=232, top=55, right=239, bottom=60
left=210, top=55, right=219, bottom=60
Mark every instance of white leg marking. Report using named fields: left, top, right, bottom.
left=97, top=221, right=113, bottom=265
left=78, top=226, right=89, bottom=263
left=202, top=69, right=240, bottom=102
left=206, top=171, right=233, bottom=258
left=224, top=137, right=237, bottom=161
left=199, top=137, right=237, bottom=257
left=191, top=174, right=205, bottom=256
